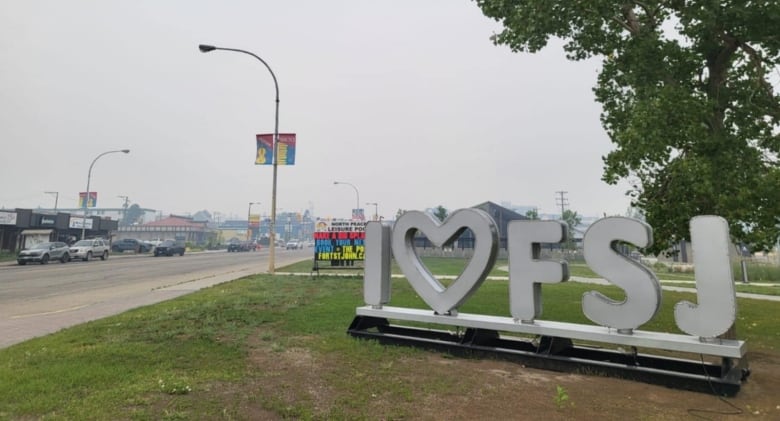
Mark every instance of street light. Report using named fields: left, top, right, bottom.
left=81, top=149, right=130, bottom=240
left=334, top=181, right=360, bottom=217
left=199, top=43, right=281, bottom=274
left=366, top=202, right=379, bottom=221
left=247, top=201, right=260, bottom=242
left=44, top=191, right=59, bottom=212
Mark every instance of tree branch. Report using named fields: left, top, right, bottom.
left=621, top=4, right=642, bottom=35
left=735, top=39, right=780, bottom=119
left=631, top=0, right=659, bottom=27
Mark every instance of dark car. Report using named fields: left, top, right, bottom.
left=227, top=241, right=256, bottom=252
left=112, top=238, right=152, bottom=253
left=18, top=241, right=71, bottom=265
left=154, top=240, right=185, bottom=257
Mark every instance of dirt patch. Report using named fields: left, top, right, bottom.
left=234, top=332, right=780, bottom=420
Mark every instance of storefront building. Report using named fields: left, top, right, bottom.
left=0, top=209, right=118, bottom=253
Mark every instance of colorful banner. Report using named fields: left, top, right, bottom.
left=276, top=133, right=296, bottom=165
left=256, top=133, right=296, bottom=165
left=78, top=192, right=97, bottom=208
left=255, top=134, right=273, bottom=165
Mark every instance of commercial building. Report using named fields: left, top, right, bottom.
left=0, top=208, right=118, bottom=252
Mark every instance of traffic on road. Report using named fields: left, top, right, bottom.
left=10, top=237, right=312, bottom=267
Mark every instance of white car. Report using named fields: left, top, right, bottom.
left=69, top=239, right=110, bottom=261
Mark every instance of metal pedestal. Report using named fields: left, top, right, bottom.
left=347, top=316, right=750, bottom=396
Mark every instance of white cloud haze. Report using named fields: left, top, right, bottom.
left=0, top=0, right=631, bottom=221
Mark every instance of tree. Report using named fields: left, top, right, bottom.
left=476, top=1, right=780, bottom=253
left=433, top=205, right=449, bottom=222
left=192, top=210, right=212, bottom=222
left=625, top=205, right=645, bottom=221
left=561, top=209, right=582, bottom=249
left=525, top=208, right=539, bottom=220
left=123, top=204, right=144, bottom=226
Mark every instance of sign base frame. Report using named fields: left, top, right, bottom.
left=347, top=315, right=750, bottom=396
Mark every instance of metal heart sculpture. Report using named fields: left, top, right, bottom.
left=392, top=209, right=499, bottom=314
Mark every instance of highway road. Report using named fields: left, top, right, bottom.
left=0, top=247, right=312, bottom=348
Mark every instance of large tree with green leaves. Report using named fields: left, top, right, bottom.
left=122, top=204, right=144, bottom=226
left=476, top=1, right=780, bottom=253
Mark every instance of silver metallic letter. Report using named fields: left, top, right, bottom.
left=364, top=221, right=392, bottom=307
left=508, top=220, right=569, bottom=322
left=582, top=217, right=661, bottom=333
left=674, top=216, right=737, bottom=338
left=392, top=209, right=498, bottom=314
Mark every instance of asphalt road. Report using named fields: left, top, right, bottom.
left=0, top=247, right=313, bottom=349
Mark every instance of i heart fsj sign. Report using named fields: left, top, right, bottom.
left=358, top=208, right=744, bottom=358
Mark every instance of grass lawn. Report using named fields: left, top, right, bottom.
left=1, top=260, right=778, bottom=419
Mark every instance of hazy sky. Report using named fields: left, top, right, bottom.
left=1, top=0, right=632, bottom=221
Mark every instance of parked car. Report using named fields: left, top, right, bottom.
left=286, top=240, right=301, bottom=250
left=112, top=238, right=151, bottom=253
left=69, top=238, right=110, bottom=261
left=17, top=242, right=71, bottom=265
left=154, top=240, right=185, bottom=257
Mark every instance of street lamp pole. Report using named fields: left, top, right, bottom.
left=366, top=202, right=379, bottom=221
left=81, top=149, right=130, bottom=240
left=44, top=191, right=59, bottom=212
left=247, top=201, right=260, bottom=242
left=199, top=43, right=280, bottom=274
left=333, top=181, right=360, bottom=217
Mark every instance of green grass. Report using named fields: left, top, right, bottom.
left=0, top=251, right=15, bottom=263
left=1, top=268, right=778, bottom=419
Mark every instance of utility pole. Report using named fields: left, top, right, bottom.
left=44, top=191, right=59, bottom=212
left=117, top=195, right=129, bottom=226
left=555, top=191, right=569, bottom=218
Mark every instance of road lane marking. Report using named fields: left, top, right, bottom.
left=11, top=304, right=90, bottom=319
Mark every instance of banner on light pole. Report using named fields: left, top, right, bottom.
left=256, top=133, right=296, bottom=165
left=78, top=192, right=97, bottom=208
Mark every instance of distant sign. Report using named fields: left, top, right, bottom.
left=314, top=220, right=366, bottom=264
left=69, top=217, right=93, bottom=229
left=0, top=211, right=17, bottom=225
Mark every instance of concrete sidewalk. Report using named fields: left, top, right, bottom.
left=567, top=275, right=780, bottom=302
left=493, top=265, right=780, bottom=302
